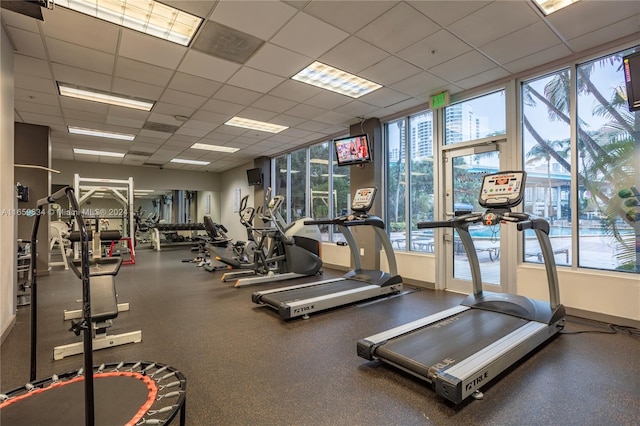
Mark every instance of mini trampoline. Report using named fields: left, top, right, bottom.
left=1, top=187, right=187, bottom=425
left=1, top=361, right=186, bottom=425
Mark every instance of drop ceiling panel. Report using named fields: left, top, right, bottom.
left=359, top=87, right=411, bottom=109
left=359, top=56, right=421, bottom=86
left=356, top=3, right=440, bottom=54
left=112, top=77, right=164, bottom=100
left=46, top=38, right=115, bottom=74
left=115, top=58, right=174, bottom=87
left=503, top=43, right=571, bottom=74
left=1, top=8, right=40, bottom=31
left=448, top=1, right=539, bottom=48
left=51, top=63, right=112, bottom=92
left=283, top=103, right=326, bottom=120
left=60, top=97, right=109, bottom=115
left=200, top=99, right=244, bottom=116
left=14, top=74, right=57, bottom=94
left=303, top=0, right=396, bottom=34
left=547, top=1, right=640, bottom=41
left=237, top=106, right=278, bottom=122
left=455, top=67, right=511, bottom=91
left=213, top=85, right=263, bottom=105
left=210, top=0, right=297, bottom=40
left=304, top=91, right=352, bottom=110
left=159, top=89, right=208, bottom=109
left=106, top=115, right=146, bottom=129
left=313, top=110, right=352, bottom=126
left=14, top=88, right=59, bottom=107
left=270, top=12, right=349, bottom=58
left=151, top=102, right=196, bottom=118
left=565, top=16, right=640, bottom=53
left=334, top=100, right=379, bottom=117
left=119, top=29, right=187, bottom=69
left=226, top=67, right=285, bottom=93
left=6, top=27, right=47, bottom=59
left=168, top=72, right=222, bottom=97
left=41, top=7, right=119, bottom=54
left=480, top=21, right=562, bottom=65
left=428, top=50, right=498, bottom=84
left=14, top=56, right=54, bottom=79
left=245, top=43, right=312, bottom=78
left=178, top=50, right=240, bottom=82
left=251, top=95, right=298, bottom=114
left=268, top=80, right=322, bottom=102
left=14, top=100, right=61, bottom=116
left=390, top=71, right=451, bottom=98
left=319, top=36, right=390, bottom=74
left=408, top=0, right=491, bottom=27
left=397, top=30, right=473, bottom=70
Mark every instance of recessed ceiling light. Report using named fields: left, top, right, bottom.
left=58, top=82, right=154, bottom=111
left=224, top=117, right=288, bottom=133
left=73, top=148, right=125, bottom=158
left=56, top=0, right=203, bottom=46
left=291, top=61, right=382, bottom=98
left=68, top=126, right=135, bottom=141
left=191, top=143, right=239, bottom=153
left=170, top=158, right=210, bottom=165
left=532, top=0, right=580, bottom=15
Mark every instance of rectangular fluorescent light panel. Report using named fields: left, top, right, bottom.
left=68, top=126, right=135, bottom=141
left=73, top=148, right=125, bottom=158
left=58, top=82, right=154, bottom=111
left=224, top=117, right=288, bottom=133
left=56, top=0, right=202, bottom=46
left=170, top=158, right=210, bottom=165
left=533, top=0, right=580, bottom=15
left=191, top=143, right=239, bottom=153
left=292, top=61, right=382, bottom=98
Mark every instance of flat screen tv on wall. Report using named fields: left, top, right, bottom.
left=623, top=51, right=640, bottom=112
left=333, top=134, right=371, bottom=166
left=246, top=167, right=263, bottom=186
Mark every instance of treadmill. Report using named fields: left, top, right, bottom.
left=251, top=187, right=403, bottom=320
left=357, top=171, right=565, bottom=405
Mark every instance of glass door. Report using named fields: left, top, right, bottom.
left=443, top=144, right=505, bottom=294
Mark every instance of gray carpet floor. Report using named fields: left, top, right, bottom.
left=2, top=247, right=639, bottom=425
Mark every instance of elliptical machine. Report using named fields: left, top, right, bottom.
left=217, top=189, right=323, bottom=287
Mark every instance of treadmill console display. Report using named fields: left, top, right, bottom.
left=478, top=171, right=526, bottom=209
left=351, top=187, right=377, bottom=212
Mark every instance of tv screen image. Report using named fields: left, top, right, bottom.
left=246, top=167, right=263, bottom=186
left=623, top=51, right=640, bottom=112
left=334, top=134, right=371, bottom=166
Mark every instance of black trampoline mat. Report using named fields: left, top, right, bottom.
left=1, top=373, right=155, bottom=426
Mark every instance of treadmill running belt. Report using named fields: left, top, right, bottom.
left=376, top=309, right=528, bottom=380
left=260, top=279, right=373, bottom=306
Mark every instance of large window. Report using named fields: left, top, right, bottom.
left=386, top=111, right=435, bottom=252
left=445, top=90, right=506, bottom=144
left=576, top=47, right=638, bottom=273
left=522, top=70, right=572, bottom=267
left=272, top=139, right=350, bottom=242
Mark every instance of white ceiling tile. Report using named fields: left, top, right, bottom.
left=358, top=87, right=410, bottom=109
left=296, top=120, right=333, bottom=133
left=271, top=12, right=349, bottom=57
left=152, top=102, right=196, bottom=118
left=334, top=100, right=379, bottom=117
left=213, top=85, right=263, bottom=105
left=408, top=1, right=491, bottom=27
left=245, top=43, right=312, bottom=78
left=283, top=103, right=326, bottom=120
left=236, top=107, right=278, bottom=122
left=119, top=29, right=187, bottom=69
left=502, top=44, right=573, bottom=74
left=201, top=98, right=245, bottom=116
left=303, top=1, right=396, bottom=34
left=46, top=38, right=115, bottom=74
left=160, top=89, right=208, bottom=109
left=41, top=7, right=119, bottom=54
left=14, top=100, right=61, bottom=117
left=547, top=0, right=640, bottom=41
left=162, top=0, right=216, bottom=18
left=193, top=110, right=232, bottom=125
left=14, top=88, right=59, bottom=107
left=397, top=30, right=473, bottom=70
left=115, top=58, right=174, bottom=87
left=356, top=3, right=440, bottom=54
left=182, top=120, right=218, bottom=132
left=15, top=75, right=57, bottom=94
left=313, top=110, right=352, bottom=125
left=480, top=21, right=562, bottom=65
left=448, top=1, right=539, bottom=47
left=268, top=80, right=323, bottom=102
left=7, top=27, right=47, bottom=59
left=251, top=95, right=298, bottom=114
left=564, top=14, right=640, bottom=53
left=319, top=36, right=390, bottom=74
left=359, top=56, right=421, bottom=86
left=178, top=50, right=241, bottom=82
left=270, top=114, right=307, bottom=127
left=390, top=71, right=449, bottom=98
left=168, top=72, right=222, bottom=98
left=60, top=97, right=109, bottom=115
left=428, top=51, right=498, bottom=84
left=454, top=67, right=511, bottom=91
left=51, top=63, right=112, bottom=92
left=106, top=115, right=146, bottom=129
left=147, top=113, right=183, bottom=126
left=14, top=55, right=53, bottom=79
left=305, top=91, right=352, bottom=110
left=112, top=77, right=165, bottom=100
left=139, top=129, right=173, bottom=140
left=175, top=127, right=209, bottom=138
left=1, top=8, right=41, bottom=31
left=226, top=67, right=285, bottom=93
left=210, top=0, right=297, bottom=40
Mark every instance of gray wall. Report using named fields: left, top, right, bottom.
left=1, top=25, right=16, bottom=342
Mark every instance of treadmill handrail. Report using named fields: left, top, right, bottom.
left=305, top=214, right=385, bottom=229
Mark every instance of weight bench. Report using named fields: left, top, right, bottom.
left=54, top=254, right=142, bottom=360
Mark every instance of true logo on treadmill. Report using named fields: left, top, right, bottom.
left=293, top=305, right=314, bottom=314
left=465, top=371, right=489, bottom=392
